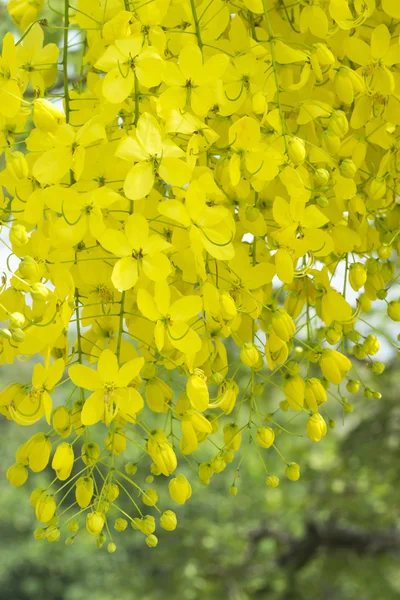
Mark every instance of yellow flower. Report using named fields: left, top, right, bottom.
left=116, top=112, right=191, bottom=201
left=68, top=349, right=144, bottom=426
left=100, top=214, right=171, bottom=290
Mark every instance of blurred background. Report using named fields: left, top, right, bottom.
left=1, top=2, right=400, bottom=599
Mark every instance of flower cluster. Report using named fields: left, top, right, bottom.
left=0, top=0, right=399, bottom=550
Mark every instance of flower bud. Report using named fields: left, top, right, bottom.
left=313, top=168, right=330, bottom=187
left=52, top=406, right=71, bottom=438
left=210, top=456, right=226, bottom=473
left=304, top=378, right=327, bottom=412
left=30, top=282, right=50, bottom=301
left=86, top=512, right=105, bottom=536
left=271, top=308, right=295, bottom=342
left=266, top=475, right=279, bottom=488
left=346, top=379, right=360, bottom=394
left=198, top=462, right=213, bottom=485
left=82, top=442, right=101, bottom=465
left=349, top=263, right=367, bottom=291
left=169, top=474, right=192, bottom=504
left=106, top=483, right=120, bottom=503
left=388, top=300, right=400, bottom=321
left=339, top=159, right=357, bottom=179
left=115, top=518, right=128, bottom=532
left=46, top=527, right=61, bottom=543
left=19, top=257, right=40, bottom=282
left=52, top=442, right=74, bottom=481
left=306, top=414, right=327, bottom=442
left=223, top=423, right=242, bottom=451
left=160, top=510, right=177, bottom=531
left=6, top=463, right=28, bottom=487
left=240, top=343, right=261, bottom=368
left=285, top=462, right=300, bottom=481
left=220, top=292, right=237, bottom=321
left=35, top=493, right=56, bottom=523
left=368, top=177, right=386, bottom=201
left=328, top=110, right=348, bottom=137
left=142, top=488, right=158, bottom=507
left=108, top=542, right=117, bottom=553
left=186, top=371, right=209, bottom=411
left=319, top=349, right=351, bottom=384
left=76, top=477, right=94, bottom=509
left=10, top=224, right=28, bottom=247
left=9, top=312, right=25, bottom=328
left=283, top=376, right=305, bottom=411
left=288, top=136, right=306, bottom=164
left=256, top=426, right=275, bottom=448
left=33, top=98, right=65, bottom=132
left=125, top=462, right=137, bottom=475
left=245, top=205, right=261, bottom=222
left=7, top=151, right=28, bottom=179
left=145, top=534, right=158, bottom=548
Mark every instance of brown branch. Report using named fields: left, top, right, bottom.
left=247, top=520, right=400, bottom=573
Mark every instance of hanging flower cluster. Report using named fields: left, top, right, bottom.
left=0, top=0, right=400, bottom=551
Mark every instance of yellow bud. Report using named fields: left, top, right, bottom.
left=240, top=343, right=261, bottom=368
left=7, top=151, right=29, bottom=179
left=108, top=542, right=117, bottom=553
left=288, top=136, right=306, bottom=164
left=33, top=98, right=65, bottom=132
left=210, top=456, right=226, bottom=473
left=160, top=510, right=177, bottom=531
left=313, top=168, right=330, bottom=187
left=86, top=511, right=105, bottom=536
left=6, top=463, right=28, bottom=487
left=368, top=177, right=386, bottom=201
left=328, top=110, right=348, bottom=137
left=115, top=518, right=128, bottom=532
left=52, top=442, right=74, bottom=481
left=9, top=312, right=25, bottom=328
left=28, top=433, right=52, bottom=472
left=75, top=477, right=94, bottom=509
left=304, top=378, right=327, bottom=413
left=319, top=349, right=351, bottom=384
left=106, top=482, right=120, bottom=503
left=306, top=414, right=327, bottom=442
left=339, top=159, right=357, bottom=178
left=349, top=263, right=367, bottom=291
left=285, top=462, right=300, bottom=481
left=19, top=256, right=40, bottom=282
left=283, top=376, right=305, bottom=411
left=46, top=527, right=61, bottom=543
left=169, top=474, right=192, bottom=504
left=52, top=406, right=72, bottom=438
left=223, top=423, right=242, bottom=451
left=142, top=488, right=158, bottom=507
left=82, top=442, right=100, bottom=465
left=30, top=488, right=44, bottom=508
left=256, top=426, right=275, bottom=449
left=35, top=493, right=57, bottom=523
left=198, top=462, right=213, bottom=485
left=266, top=475, right=279, bottom=488
left=388, top=301, right=400, bottom=321
left=30, top=283, right=50, bottom=301
left=9, top=224, right=28, bottom=247
left=145, top=534, right=158, bottom=548
left=220, top=292, right=237, bottom=320
left=186, top=372, right=209, bottom=412
left=271, top=309, right=295, bottom=342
